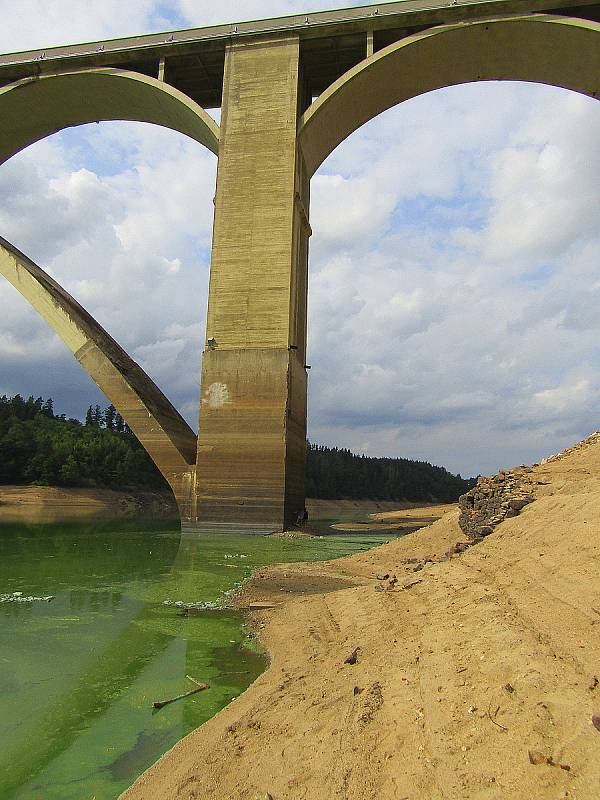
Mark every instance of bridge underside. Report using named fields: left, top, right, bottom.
left=0, top=1, right=599, bottom=532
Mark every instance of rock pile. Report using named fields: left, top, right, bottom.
left=458, top=467, right=535, bottom=541
left=539, top=431, right=600, bottom=464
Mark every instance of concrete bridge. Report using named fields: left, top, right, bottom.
left=0, top=0, right=599, bottom=532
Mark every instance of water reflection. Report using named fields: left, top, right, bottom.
left=0, top=519, right=394, bottom=799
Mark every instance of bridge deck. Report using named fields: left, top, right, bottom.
left=0, top=0, right=598, bottom=107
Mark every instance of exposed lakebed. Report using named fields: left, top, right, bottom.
left=0, top=518, right=395, bottom=799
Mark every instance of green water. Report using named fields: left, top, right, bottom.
left=0, top=519, right=393, bottom=800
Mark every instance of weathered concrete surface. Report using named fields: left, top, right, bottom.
left=194, top=34, right=310, bottom=533
left=0, top=237, right=197, bottom=524
left=300, top=14, right=600, bottom=176
left=0, top=68, right=219, bottom=166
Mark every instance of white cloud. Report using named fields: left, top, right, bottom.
left=0, top=0, right=370, bottom=54
left=532, top=378, right=595, bottom=417
left=0, top=0, right=167, bottom=52
left=306, top=82, right=600, bottom=474
left=175, top=0, right=367, bottom=28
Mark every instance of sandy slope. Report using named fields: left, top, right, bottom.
left=122, top=436, right=600, bottom=800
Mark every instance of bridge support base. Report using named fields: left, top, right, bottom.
left=192, top=33, right=310, bottom=534
left=193, top=347, right=307, bottom=534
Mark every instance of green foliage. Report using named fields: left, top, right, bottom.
left=0, top=394, right=167, bottom=490
left=0, top=394, right=474, bottom=501
left=305, top=442, right=474, bottom=503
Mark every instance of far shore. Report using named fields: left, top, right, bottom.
left=0, top=486, right=453, bottom=530
left=0, top=484, right=178, bottom=522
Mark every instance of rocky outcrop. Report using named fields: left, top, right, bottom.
left=458, top=467, right=535, bottom=541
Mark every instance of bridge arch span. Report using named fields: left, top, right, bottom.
left=299, top=14, right=600, bottom=177
left=0, top=236, right=198, bottom=523
left=0, top=67, right=219, bottom=166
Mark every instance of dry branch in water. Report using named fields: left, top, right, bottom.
left=153, top=679, right=209, bottom=710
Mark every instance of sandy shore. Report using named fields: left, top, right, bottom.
left=121, top=433, right=600, bottom=800
left=306, top=498, right=428, bottom=518
left=0, top=485, right=178, bottom=522
left=0, top=489, right=413, bottom=525
left=329, top=502, right=457, bottom=532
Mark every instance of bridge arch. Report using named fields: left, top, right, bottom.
left=0, top=236, right=198, bottom=523
left=0, top=68, right=219, bottom=523
left=0, top=67, right=219, bottom=166
left=299, top=14, right=600, bottom=177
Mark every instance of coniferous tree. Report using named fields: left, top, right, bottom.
left=114, top=412, right=125, bottom=434
left=304, top=441, right=474, bottom=503
left=0, top=395, right=474, bottom=500
left=0, top=396, right=167, bottom=490
left=104, top=404, right=117, bottom=431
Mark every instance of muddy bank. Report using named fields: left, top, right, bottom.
left=121, top=432, right=600, bottom=800
left=330, top=502, right=456, bottom=532
left=305, top=498, right=421, bottom=518
left=0, top=485, right=178, bottom=522
left=0, top=489, right=445, bottom=527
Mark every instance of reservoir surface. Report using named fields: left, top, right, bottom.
left=0, top=520, right=393, bottom=799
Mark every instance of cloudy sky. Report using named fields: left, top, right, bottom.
left=0, top=1, right=599, bottom=478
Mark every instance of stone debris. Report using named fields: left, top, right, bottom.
left=527, top=751, right=571, bottom=771
left=528, top=750, right=552, bottom=766
left=539, top=430, right=600, bottom=464
left=458, top=466, right=535, bottom=541
left=1, top=591, right=55, bottom=603
left=401, top=558, right=438, bottom=572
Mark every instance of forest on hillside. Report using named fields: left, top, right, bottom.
left=306, top=443, right=473, bottom=502
left=0, top=395, right=474, bottom=501
left=0, top=394, right=165, bottom=489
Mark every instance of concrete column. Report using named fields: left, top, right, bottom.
left=193, top=34, right=310, bottom=533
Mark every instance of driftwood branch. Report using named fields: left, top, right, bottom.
left=152, top=680, right=209, bottom=710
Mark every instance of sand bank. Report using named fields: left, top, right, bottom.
left=0, top=485, right=177, bottom=522
left=121, top=438, right=600, bottom=798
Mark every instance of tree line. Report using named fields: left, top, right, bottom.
left=0, top=395, right=474, bottom=500
left=0, top=394, right=165, bottom=489
left=305, top=442, right=474, bottom=503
